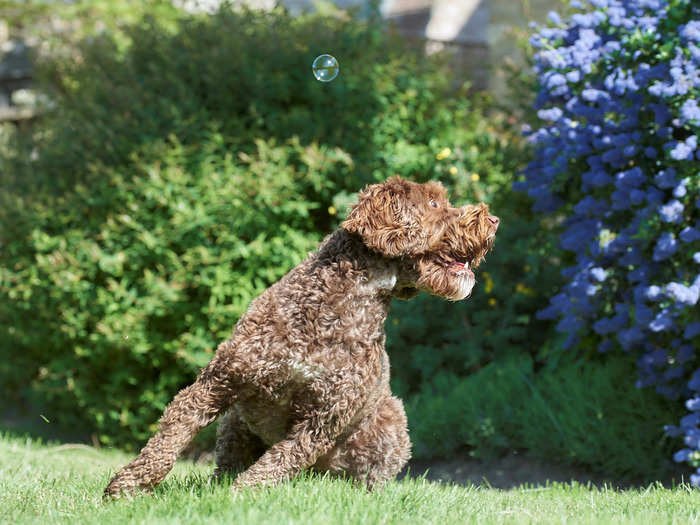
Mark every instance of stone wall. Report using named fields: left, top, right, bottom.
left=488, top=0, right=566, bottom=94
left=0, top=20, right=35, bottom=123
left=382, top=0, right=565, bottom=92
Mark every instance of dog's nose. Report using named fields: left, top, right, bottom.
left=487, top=215, right=500, bottom=228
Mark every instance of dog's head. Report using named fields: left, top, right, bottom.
left=342, top=176, right=499, bottom=301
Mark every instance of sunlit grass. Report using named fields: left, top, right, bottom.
left=1, top=432, right=699, bottom=525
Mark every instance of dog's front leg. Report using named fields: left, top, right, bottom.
left=104, top=358, right=234, bottom=498
left=231, top=418, right=336, bottom=490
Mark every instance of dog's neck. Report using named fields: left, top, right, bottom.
left=313, top=229, right=416, bottom=300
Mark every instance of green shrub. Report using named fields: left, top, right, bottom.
left=15, top=4, right=464, bottom=199
left=0, top=4, right=531, bottom=449
left=1, top=135, right=349, bottom=447
left=406, top=352, right=683, bottom=480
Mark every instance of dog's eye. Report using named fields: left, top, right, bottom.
left=429, top=200, right=438, bottom=208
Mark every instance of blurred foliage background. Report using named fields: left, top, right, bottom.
left=0, top=0, right=684, bottom=481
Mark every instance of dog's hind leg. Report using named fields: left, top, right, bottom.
left=103, top=353, right=235, bottom=498
left=314, top=395, right=411, bottom=490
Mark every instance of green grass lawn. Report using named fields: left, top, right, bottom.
left=2, top=433, right=699, bottom=525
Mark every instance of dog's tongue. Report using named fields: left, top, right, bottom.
left=450, top=261, right=472, bottom=275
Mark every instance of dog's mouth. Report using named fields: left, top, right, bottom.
left=446, top=258, right=475, bottom=278
left=413, top=253, right=478, bottom=302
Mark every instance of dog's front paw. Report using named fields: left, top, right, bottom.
left=103, top=479, right=130, bottom=500
left=103, top=476, right=151, bottom=500
left=230, top=471, right=270, bottom=493
left=230, top=475, right=248, bottom=493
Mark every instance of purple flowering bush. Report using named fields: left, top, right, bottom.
left=517, top=0, right=700, bottom=482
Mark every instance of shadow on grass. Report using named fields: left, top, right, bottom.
left=401, top=449, right=690, bottom=490
left=0, top=402, right=94, bottom=446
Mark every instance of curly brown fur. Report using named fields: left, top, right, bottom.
left=104, top=176, right=499, bottom=497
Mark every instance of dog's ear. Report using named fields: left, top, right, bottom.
left=342, top=176, right=429, bottom=257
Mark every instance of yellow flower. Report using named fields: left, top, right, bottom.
left=524, top=264, right=531, bottom=272
left=515, top=283, right=535, bottom=295
left=449, top=166, right=458, bottom=175
left=471, top=173, right=480, bottom=182
left=488, top=297, right=497, bottom=307
left=483, top=272, right=494, bottom=294
left=393, top=318, right=399, bottom=325
left=328, top=206, right=337, bottom=216
left=436, top=147, right=451, bottom=160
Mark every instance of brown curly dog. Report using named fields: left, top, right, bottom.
left=104, top=176, right=499, bottom=497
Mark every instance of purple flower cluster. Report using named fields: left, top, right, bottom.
left=517, top=0, right=700, bottom=482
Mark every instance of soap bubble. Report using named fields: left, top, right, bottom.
left=312, top=54, right=339, bottom=82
